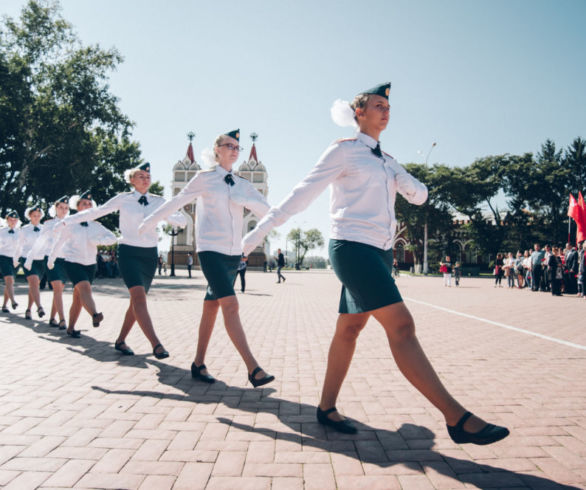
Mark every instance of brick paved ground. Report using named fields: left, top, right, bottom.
left=1, top=270, right=585, bottom=489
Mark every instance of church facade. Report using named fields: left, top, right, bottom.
left=168, top=134, right=269, bottom=268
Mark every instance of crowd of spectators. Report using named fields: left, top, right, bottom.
left=493, top=242, right=585, bottom=298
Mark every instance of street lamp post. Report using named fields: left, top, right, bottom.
left=166, top=227, right=182, bottom=277
left=422, top=142, right=437, bottom=275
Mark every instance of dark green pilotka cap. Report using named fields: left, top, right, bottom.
left=79, top=190, right=93, bottom=201
left=360, top=82, right=391, bottom=99
left=5, top=210, right=19, bottom=219
left=137, top=162, right=151, bottom=172
left=55, top=195, right=69, bottom=205
left=224, top=129, right=240, bottom=141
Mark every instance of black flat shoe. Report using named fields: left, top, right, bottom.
left=25, top=309, right=32, bottom=320
left=66, top=329, right=81, bottom=338
left=92, top=312, right=103, bottom=327
left=11, top=301, right=18, bottom=310
left=153, top=343, right=169, bottom=359
left=191, top=363, right=216, bottom=383
left=37, top=306, right=45, bottom=318
left=316, top=406, right=357, bottom=434
left=248, top=366, right=275, bottom=388
left=58, top=320, right=67, bottom=330
left=115, top=341, right=134, bottom=356
left=447, top=411, right=510, bottom=445
left=1, top=306, right=8, bottom=313
left=49, top=318, right=59, bottom=327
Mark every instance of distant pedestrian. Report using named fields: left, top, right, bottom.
left=454, top=261, right=461, bottom=286
left=440, top=255, right=452, bottom=287
left=530, top=244, right=545, bottom=292
left=158, top=254, right=164, bottom=275
left=187, top=252, right=193, bottom=278
left=276, top=248, right=286, bottom=283
left=237, top=255, right=247, bottom=292
left=548, top=246, right=563, bottom=296
left=494, top=253, right=504, bottom=287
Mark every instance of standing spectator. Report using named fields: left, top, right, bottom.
left=157, top=254, right=164, bottom=275
left=453, top=261, right=461, bottom=287
left=514, top=251, right=525, bottom=288
left=276, top=248, right=286, bottom=283
left=440, top=255, right=452, bottom=287
left=237, top=255, right=247, bottom=293
left=564, top=244, right=578, bottom=295
left=548, top=246, right=563, bottom=296
left=494, top=253, right=504, bottom=287
left=522, top=250, right=532, bottom=289
left=504, top=252, right=515, bottom=288
left=530, top=244, right=545, bottom=292
left=542, top=245, right=552, bottom=291
left=578, top=241, right=585, bottom=298
left=187, top=252, right=193, bottom=278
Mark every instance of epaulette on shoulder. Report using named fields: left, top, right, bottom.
left=336, top=137, right=357, bottom=144
left=147, top=192, right=162, bottom=198
left=383, top=151, right=395, bottom=159
left=198, top=168, right=215, bottom=173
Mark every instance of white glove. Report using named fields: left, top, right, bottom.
left=47, top=259, right=55, bottom=270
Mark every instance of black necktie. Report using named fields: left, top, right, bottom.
left=224, top=174, right=235, bottom=186
left=80, top=222, right=88, bottom=227
left=33, top=226, right=40, bottom=232
left=371, top=143, right=382, bottom=158
left=8, top=229, right=14, bottom=234
left=138, top=195, right=149, bottom=206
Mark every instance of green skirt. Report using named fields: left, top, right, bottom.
left=198, top=251, right=240, bottom=300
left=20, top=257, right=46, bottom=278
left=329, top=239, right=403, bottom=314
left=48, top=258, right=67, bottom=283
left=0, top=255, right=15, bottom=277
left=65, top=261, right=96, bottom=286
left=118, top=244, right=157, bottom=292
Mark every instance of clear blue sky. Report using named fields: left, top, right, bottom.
left=3, top=0, right=586, bottom=255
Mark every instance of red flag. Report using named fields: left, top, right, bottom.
left=568, top=193, right=579, bottom=220
left=186, top=142, right=195, bottom=163
left=577, top=192, right=586, bottom=243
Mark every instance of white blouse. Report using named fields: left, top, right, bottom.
left=0, top=227, right=19, bottom=257
left=242, top=131, right=427, bottom=255
left=13, top=224, right=44, bottom=263
left=48, top=221, right=117, bottom=267
left=24, top=218, right=65, bottom=269
left=141, top=165, right=270, bottom=256
left=64, top=191, right=187, bottom=248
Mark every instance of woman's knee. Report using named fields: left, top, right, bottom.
left=219, top=296, right=239, bottom=316
left=336, top=318, right=367, bottom=342
left=387, top=318, right=416, bottom=343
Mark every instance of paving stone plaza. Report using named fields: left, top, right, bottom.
left=1, top=271, right=585, bottom=489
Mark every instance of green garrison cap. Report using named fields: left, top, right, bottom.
left=55, top=195, right=69, bottom=204
left=138, top=162, right=151, bottom=172
left=360, top=82, right=391, bottom=100
left=79, top=190, right=93, bottom=201
left=5, top=210, right=19, bottom=219
left=28, top=204, right=43, bottom=213
left=224, top=129, right=240, bottom=141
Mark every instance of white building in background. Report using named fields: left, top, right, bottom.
left=169, top=133, right=269, bottom=268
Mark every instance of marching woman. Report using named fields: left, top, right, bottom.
left=242, top=83, right=509, bottom=444
left=62, top=163, right=186, bottom=358
left=1, top=211, right=21, bottom=312
left=13, top=205, right=46, bottom=320
left=139, top=130, right=275, bottom=387
left=48, top=192, right=116, bottom=337
left=24, top=196, right=70, bottom=329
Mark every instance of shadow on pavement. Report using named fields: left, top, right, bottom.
left=92, top=361, right=578, bottom=489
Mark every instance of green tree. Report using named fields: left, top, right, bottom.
left=287, top=227, right=324, bottom=268
left=0, top=0, right=142, bottom=225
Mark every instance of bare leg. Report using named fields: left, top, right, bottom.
left=27, top=275, right=42, bottom=310
left=68, top=286, right=82, bottom=331
left=217, top=295, right=266, bottom=378
left=116, top=286, right=162, bottom=350
left=193, top=299, right=220, bottom=375
left=75, top=281, right=98, bottom=316
left=371, top=301, right=487, bottom=432
left=115, top=303, right=136, bottom=347
left=50, top=281, right=65, bottom=322
left=3, top=276, right=15, bottom=306
left=319, top=312, right=370, bottom=421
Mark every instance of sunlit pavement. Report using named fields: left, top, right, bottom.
left=0, top=270, right=584, bottom=489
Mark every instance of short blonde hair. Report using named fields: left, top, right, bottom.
left=350, top=93, right=371, bottom=123
left=124, top=167, right=149, bottom=183
left=213, top=134, right=228, bottom=160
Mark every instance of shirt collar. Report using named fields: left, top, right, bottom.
left=215, top=165, right=233, bottom=177
left=356, top=131, right=379, bottom=150
left=132, top=190, right=148, bottom=198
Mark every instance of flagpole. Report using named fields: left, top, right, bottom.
left=568, top=217, right=572, bottom=244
